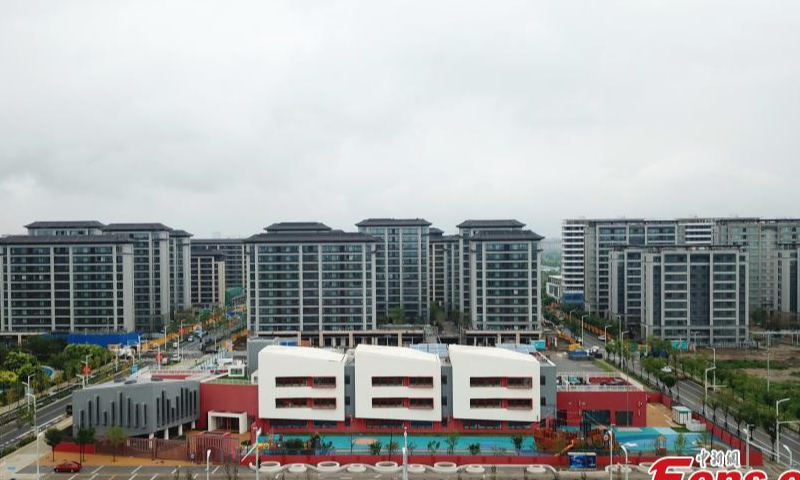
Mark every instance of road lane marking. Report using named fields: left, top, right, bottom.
left=150, top=474, right=158, bottom=480
left=68, top=475, right=77, bottom=480
left=212, top=466, right=219, bottom=474
left=93, top=466, right=104, bottom=474
left=132, top=466, right=142, bottom=474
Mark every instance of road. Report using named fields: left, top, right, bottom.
left=15, top=464, right=653, bottom=480
left=0, top=396, right=70, bottom=450
left=577, top=328, right=800, bottom=468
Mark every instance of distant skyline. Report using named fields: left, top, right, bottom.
left=2, top=1, right=799, bottom=240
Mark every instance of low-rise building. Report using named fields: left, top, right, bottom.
left=546, top=275, right=563, bottom=301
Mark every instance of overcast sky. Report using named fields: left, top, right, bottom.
left=1, top=1, right=799, bottom=239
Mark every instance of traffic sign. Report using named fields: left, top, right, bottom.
left=82, top=364, right=92, bottom=375
left=155, top=352, right=163, bottom=362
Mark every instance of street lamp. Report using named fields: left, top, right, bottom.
left=580, top=314, right=588, bottom=346
left=402, top=426, right=408, bottom=480
left=81, top=355, right=92, bottom=388
left=608, top=427, right=614, bottom=480
left=255, top=427, right=262, bottom=480
left=743, top=425, right=753, bottom=468
left=206, top=449, right=211, bottom=480
left=784, top=445, right=793, bottom=469
left=776, top=398, right=790, bottom=463
left=619, top=444, right=629, bottom=480
left=703, top=367, right=716, bottom=416
left=711, top=347, right=716, bottom=393
left=603, top=325, right=609, bottom=343
left=35, top=430, right=43, bottom=480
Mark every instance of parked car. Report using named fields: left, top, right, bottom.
left=54, top=461, right=82, bottom=473
left=598, top=335, right=606, bottom=341
left=660, top=366, right=673, bottom=374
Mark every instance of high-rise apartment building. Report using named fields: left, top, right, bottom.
left=190, top=248, right=226, bottom=309
left=775, top=245, right=800, bottom=315
left=610, top=246, right=748, bottom=344
left=170, top=229, right=192, bottom=312
left=565, top=217, right=800, bottom=318
left=429, top=228, right=458, bottom=312
left=245, top=223, right=377, bottom=333
left=190, top=239, right=246, bottom=289
left=25, top=221, right=106, bottom=237
left=102, top=223, right=174, bottom=333
left=0, top=235, right=135, bottom=332
left=456, top=220, right=525, bottom=318
left=469, top=230, right=543, bottom=331
left=356, top=219, right=430, bottom=322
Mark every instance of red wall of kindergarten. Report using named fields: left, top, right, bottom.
left=198, top=382, right=258, bottom=429
left=557, top=390, right=649, bottom=427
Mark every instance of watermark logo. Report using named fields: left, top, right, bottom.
left=648, top=450, right=799, bottom=480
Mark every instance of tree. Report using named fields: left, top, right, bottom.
left=369, top=441, right=382, bottom=456
left=759, top=408, right=777, bottom=460
left=445, top=433, right=459, bottom=455
left=389, top=306, right=406, bottom=325
left=44, top=428, right=64, bottom=461
left=76, top=427, right=95, bottom=462
left=468, top=443, right=481, bottom=455
left=673, top=432, right=686, bottom=455
left=386, top=441, right=398, bottom=457
left=511, top=434, right=524, bottom=452
left=105, top=426, right=128, bottom=462
left=662, top=375, right=677, bottom=397
left=426, top=440, right=440, bottom=455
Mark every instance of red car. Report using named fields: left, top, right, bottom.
left=54, top=461, right=82, bottom=473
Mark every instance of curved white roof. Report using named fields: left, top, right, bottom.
left=355, top=344, right=440, bottom=363
left=261, top=345, right=345, bottom=362
left=448, top=344, right=539, bottom=363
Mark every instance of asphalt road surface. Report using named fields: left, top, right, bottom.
left=578, top=329, right=800, bottom=468
left=0, top=396, right=70, bottom=450
left=15, top=464, right=654, bottom=480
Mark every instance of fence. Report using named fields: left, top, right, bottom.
left=92, top=435, right=241, bottom=463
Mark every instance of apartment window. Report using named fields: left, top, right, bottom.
left=311, top=398, right=336, bottom=409
left=372, top=398, right=404, bottom=408
left=372, top=377, right=403, bottom=387
left=408, top=398, right=434, bottom=410
left=470, top=377, right=502, bottom=387
left=507, top=377, right=533, bottom=389
left=276, top=377, right=307, bottom=387
left=408, top=377, right=434, bottom=388
left=470, top=398, right=502, bottom=409
left=312, top=377, right=336, bottom=388
left=507, top=399, right=533, bottom=410
left=276, top=398, right=307, bottom=409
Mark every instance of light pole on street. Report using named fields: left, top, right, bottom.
left=711, top=347, right=716, bottom=392
left=608, top=427, right=614, bottom=480
left=743, top=424, right=753, bottom=467
left=206, top=449, right=211, bottom=480
left=784, top=445, right=793, bottom=469
left=703, top=367, right=716, bottom=416
left=402, top=426, right=408, bottom=480
left=255, top=427, right=262, bottom=480
left=35, top=430, right=43, bottom=480
left=776, top=397, right=790, bottom=463
left=603, top=325, right=609, bottom=343
left=619, top=444, right=629, bottom=480
left=580, top=314, right=588, bottom=346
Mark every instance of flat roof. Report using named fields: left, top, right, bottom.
left=264, top=222, right=331, bottom=233
left=262, top=345, right=345, bottom=362
left=355, top=344, right=440, bottom=362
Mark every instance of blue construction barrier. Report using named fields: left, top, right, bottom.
left=47, top=331, right=141, bottom=347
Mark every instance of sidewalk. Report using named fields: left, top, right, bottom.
left=0, top=417, right=72, bottom=479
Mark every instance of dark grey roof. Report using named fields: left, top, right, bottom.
left=429, top=228, right=444, bottom=236
left=470, top=229, right=544, bottom=242
left=25, top=220, right=105, bottom=229
left=264, top=222, right=332, bottom=233
left=457, top=219, right=525, bottom=229
left=431, top=234, right=458, bottom=243
left=356, top=218, right=431, bottom=227
left=192, top=238, right=243, bottom=244
left=103, top=223, right=172, bottom=232
left=191, top=248, right=227, bottom=259
left=170, top=229, right=192, bottom=238
left=0, top=234, right=134, bottom=245
left=245, top=231, right=377, bottom=244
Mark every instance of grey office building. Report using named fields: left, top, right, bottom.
left=191, top=248, right=226, bottom=309
left=469, top=230, right=544, bottom=331
left=72, top=378, right=200, bottom=439
left=0, top=235, right=135, bottom=332
left=429, top=229, right=458, bottom=312
left=356, top=218, right=430, bottom=322
left=191, top=239, right=246, bottom=289
left=456, top=220, right=525, bottom=319
left=245, top=223, right=377, bottom=333
left=610, top=246, right=749, bottom=344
